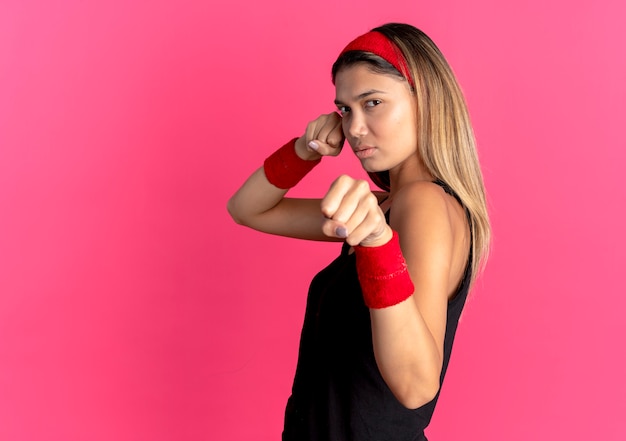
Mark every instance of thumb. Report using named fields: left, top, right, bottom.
left=308, top=139, right=344, bottom=157
left=321, top=218, right=348, bottom=239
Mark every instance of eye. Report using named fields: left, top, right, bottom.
left=365, top=99, right=382, bottom=108
left=337, top=105, right=350, bottom=115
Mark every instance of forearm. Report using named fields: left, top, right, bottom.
left=370, top=301, right=442, bottom=409
left=227, top=166, right=289, bottom=226
left=354, top=229, right=444, bottom=410
left=227, top=137, right=319, bottom=226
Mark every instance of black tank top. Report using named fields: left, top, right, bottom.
left=283, top=181, right=472, bottom=441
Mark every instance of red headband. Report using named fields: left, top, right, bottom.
left=336, top=31, right=414, bottom=86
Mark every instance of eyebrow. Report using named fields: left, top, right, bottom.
left=334, top=89, right=386, bottom=106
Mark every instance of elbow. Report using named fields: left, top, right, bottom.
left=226, top=197, right=245, bottom=226
left=381, top=362, right=442, bottom=409
left=377, top=356, right=442, bottom=409
left=393, top=379, right=441, bottom=410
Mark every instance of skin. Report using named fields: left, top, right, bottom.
left=227, top=63, right=470, bottom=409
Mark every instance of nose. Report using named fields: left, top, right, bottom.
left=344, top=112, right=367, bottom=140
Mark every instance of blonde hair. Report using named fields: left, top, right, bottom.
left=332, top=23, right=491, bottom=288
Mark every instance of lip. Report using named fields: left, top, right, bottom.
left=353, top=146, right=376, bottom=159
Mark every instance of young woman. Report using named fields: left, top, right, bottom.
left=227, top=23, right=490, bottom=441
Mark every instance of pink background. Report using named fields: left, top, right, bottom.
left=1, top=0, right=625, bottom=440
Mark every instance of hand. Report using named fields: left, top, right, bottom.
left=295, top=112, right=345, bottom=161
left=320, top=175, right=393, bottom=247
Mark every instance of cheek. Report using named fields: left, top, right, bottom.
left=390, top=107, right=415, bottom=138
left=390, top=111, right=418, bottom=153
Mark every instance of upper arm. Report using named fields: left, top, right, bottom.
left=390, top=182, right=458, bottom=362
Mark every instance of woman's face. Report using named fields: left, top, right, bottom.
left=334, top=64, right=418, bottom=173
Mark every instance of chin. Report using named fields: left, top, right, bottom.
left=361, top=164, right=377, bottom=173
left=360, top=161, right=388, bottom=173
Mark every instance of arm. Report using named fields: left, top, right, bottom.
left=226, top=113, right=345, bottom=241
left=370, top=182, right=466, bottom=409
left=325, top=179, right=469, bottom=409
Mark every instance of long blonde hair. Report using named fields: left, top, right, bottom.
left=332, top=23, right=491, bottom=288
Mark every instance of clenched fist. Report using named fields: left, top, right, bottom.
left=295, top=112, right=345, bottom=161
left=320, top=175, right=393, bottom=247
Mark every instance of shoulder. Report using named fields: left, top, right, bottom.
left=390, top=181, right=454, bottom=229
left=390, top=180, right=471, bottom=294
left=389, top=181, right=457, bottom=266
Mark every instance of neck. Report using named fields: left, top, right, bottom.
left=388, top=156, right=433, bottom=198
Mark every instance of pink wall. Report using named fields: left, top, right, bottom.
left=1, top=0, right=625, bottom=439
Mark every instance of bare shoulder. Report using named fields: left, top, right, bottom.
left=390, top=181, right=454, bottom=231
left=390, top=180, right=470, bottom=298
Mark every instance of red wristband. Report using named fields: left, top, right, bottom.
left=263, top=138, right=321, bottom=189
left=354, top=230, right=415, bottom=309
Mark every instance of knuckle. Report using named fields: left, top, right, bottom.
left=336, top=174, right=352, bottom=185
left=356, top=179, right=370, bottom=192
left=365, top=192, right=378, bottom=205
left=305, top=126, right=314, bottom=142
left=329, top=131, right=344, bottom=147
left=320, top=200, right=333, bottom=217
